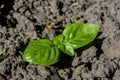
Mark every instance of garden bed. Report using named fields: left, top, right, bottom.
left=0, top=0, right=120, bottom=80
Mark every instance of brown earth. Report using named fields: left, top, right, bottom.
left=0, top=0, right=120, bottom=80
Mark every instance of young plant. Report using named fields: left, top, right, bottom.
left=23, top=22, right=99, bottom=66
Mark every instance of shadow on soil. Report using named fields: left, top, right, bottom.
left=0, top=0, right=17, bottom=27
left=34, top=24, right=45, bottom=38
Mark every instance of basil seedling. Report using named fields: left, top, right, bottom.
left=23, top=22, right=99, bottom=66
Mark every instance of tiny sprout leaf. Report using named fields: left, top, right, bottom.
left=0, top=50, right=6, bottom=55
left=23, top=39, right=60, bottom=66
left=53, top=34, right=74, bottom=56
left=53, top=34, right=65, bottom=46
left=63, top=22, right=99, bottom=49
left=63, top=43, right=74, bottom=56
left=53, top=34, right=65, bottom=51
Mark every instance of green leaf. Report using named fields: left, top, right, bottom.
left=53, top=22, right=99, bottom=56
left=53, top=34, right=74, bottom=56
left=0, top=50, right=6, bottom=55
left=53, top=34, right=65, bottom=47
left=53, top=34, right=65, bottom=50
left=63, top=22, right=99, bottom=49
left=63, top=43, right=74, bottom=56
left=23, top=39, right=60, bottom=66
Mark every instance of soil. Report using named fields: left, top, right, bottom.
left=0, top=0, right=120, bottom=80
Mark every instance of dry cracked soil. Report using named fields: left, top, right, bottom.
left=0, top=0, right=120, bottom=80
